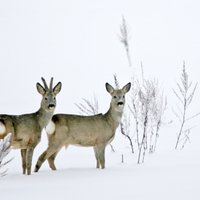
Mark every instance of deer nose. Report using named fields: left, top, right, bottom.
left=117, top=102, right=124, bottom=106
left=48, top=104, right=55, bottom=109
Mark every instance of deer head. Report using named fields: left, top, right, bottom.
left=106, top=82, right=131, bottom=112
left=36, top=77, right=62, bottom=112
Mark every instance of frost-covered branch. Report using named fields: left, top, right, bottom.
left=118, top=16, right=132, bottom=67
left=173, top=62, right=198, bottom=149
left=129, top=77, right=166, bottom=163
left=113, top=74, right=134, bottom=153
left=0, top=133, right=12, bottom=177
left=75, top=95, right=99, bottom=115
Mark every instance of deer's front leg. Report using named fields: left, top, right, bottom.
left=26, top=147, right=34, bottom=175
left=35, top=143, right=63, bottom=172
left=21, top=149, right=27, bottom=175
left=34, top=150, right=47, bottom=172
left=95, top=144, right=106, bottom=169
left=47, top=145, right=65, bottom=171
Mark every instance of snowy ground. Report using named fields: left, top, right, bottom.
left=1, top=124, right=200, bottom=200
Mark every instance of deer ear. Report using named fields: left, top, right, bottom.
left=122, top=82, right=131, bottom=93
left=53, top=82, right=62, bottom=95
left=36, top=83, right=46, bottom=95
left=105, top=83, right=114, bottom=94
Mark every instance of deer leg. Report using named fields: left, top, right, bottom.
left=48, top=144, right=68, bottom=170
left=34, top=143, right=63, bottom=172
left=47, top=151, right=59, bottom=171
left=99, top=150, right=105, bottom=169
left=93, top=147, right=100, bottom=168
left=21, top=149, right=27, bottom=175
left=26, top=147, right=34, bottom=175
left=34, top=150, right=47, bottom=172
left=47, top=152, right=57, bottom=170
left=96, top=145, right=106, bottom=169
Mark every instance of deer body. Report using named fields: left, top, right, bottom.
left=0, top=78, right=62, bottom=175
left=0, top=110, right=53, bottom=149
left=48, top=111, right=118, bottom=147
left=35, top=82, right=131, bottom=172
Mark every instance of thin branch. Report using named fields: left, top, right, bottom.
left=173, top=63, right=198, bottom=149
left=109, top=144, right=115, bottom=153
left=113, top=74, right=120, bottom=89
left=185, top=112, right=200, bottom=122
left=172, top=89, right=184, bottom=104
left=120, top=122, right=134, bottom=154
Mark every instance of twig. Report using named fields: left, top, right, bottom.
left=173, top=63, right=198, bottom=149
left=120, top=122, right=134, bottom=154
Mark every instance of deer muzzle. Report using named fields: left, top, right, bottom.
left=117, top=102, right=124, bottom=106
left=48, top=104, right=55, bottom=110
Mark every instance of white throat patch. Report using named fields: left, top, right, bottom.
left=46, top=120, right=55, bottom=135
left=0, top=121, right=6, bottom=135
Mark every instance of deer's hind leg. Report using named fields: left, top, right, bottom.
left=93, top=146, right=100, bottom=168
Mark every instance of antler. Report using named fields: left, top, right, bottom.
left=49, top=77, right=53, bottom=91
left=41, top=77, right=48, bottom=90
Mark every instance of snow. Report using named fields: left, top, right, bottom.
left=1, top=126, right=200, bottom=200
left=0, top=0, right=200, bottom=199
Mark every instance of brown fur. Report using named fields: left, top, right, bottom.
left=35, top=82, right=131, bottom=172
left=0, top=78, right=61, bottom=175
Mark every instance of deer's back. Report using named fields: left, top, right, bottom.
left=51, top=114, right=115, bottom=146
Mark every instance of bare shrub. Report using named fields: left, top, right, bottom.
left=173, top=62, right=198, bottom=149
left=113, top=74, right=134, bottom=154
left=129, top=77, right=166, bottom=163
left=0, top=133, right=12, bottom=177
left=149, top=90, right=167, bottom=153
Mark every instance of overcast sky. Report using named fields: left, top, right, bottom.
left=0, top=0, right=199, bottom=114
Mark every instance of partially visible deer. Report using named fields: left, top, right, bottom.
left=0, top=78, right=62, bottom=175
left=35, top=82, right=131, bottom=172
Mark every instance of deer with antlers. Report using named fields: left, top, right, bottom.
left=34, top=82, right=131, bottom=172
left=0, top=77, right=62, bottom=175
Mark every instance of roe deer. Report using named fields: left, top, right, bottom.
left=34, top=82, right=131, bottom=172
left=0, top=77, right=62, bottom=175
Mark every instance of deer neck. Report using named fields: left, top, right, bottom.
left=36, top=107, right=54, bottom=129
left=105, top=104, right=123, bottom=131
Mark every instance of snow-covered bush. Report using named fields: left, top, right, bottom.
left=113, top=74, right=134, bottom=154
left=119, top=16, right=132, bottom=67
left=118, top=17, right=166, bottom=163
left=0, top=133, right=12, bottom=177
left=129, top=78, right=166, bottom=163
left=173, top=62, right=198, bottom=149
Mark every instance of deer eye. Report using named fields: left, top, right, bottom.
left=44, top=97, right=48, bottom=101
left=113, top=96, right=117, bottom=99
